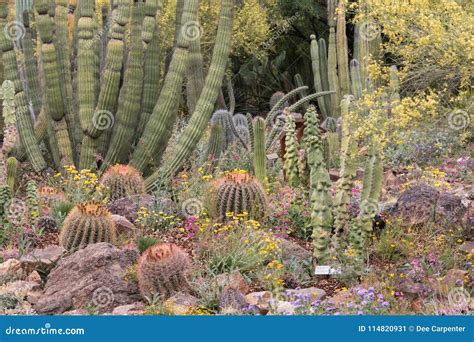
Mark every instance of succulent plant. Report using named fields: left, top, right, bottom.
left=59, top=202, right=117, bottom=251
left=100, top=165, right=145, bottom=201
left=0, top=185, right=10, bottom=225
left=269, top=91, right=287, bottom=111
left=283, top=115, right=300, bottom=187
left=26, top=180, right=40, bottom=225
left=137, top=243, right=191, bottom=299
left=6, top=157, right=18, bottom=194
left=208, top=171, right=267, bottom=222
left=252, top=117, right=266, bottom=183
left=35, top=215, right=58, bottom=233
left=210, top=109, right=235, bottom=151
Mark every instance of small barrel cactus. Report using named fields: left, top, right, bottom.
left=100, top=164, right=145, bottom=201
left=208, top=171, right=267, bottom=221
left=137, top=243, right=191, bottom=299
left=35, top=216, right=58, bottom=233
left=59, top=202, right=117, bottom=251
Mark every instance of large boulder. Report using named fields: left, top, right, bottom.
left=35, top=243, right=140, bottom=314
left=393, top=184, right=466, bottom=228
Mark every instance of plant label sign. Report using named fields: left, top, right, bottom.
left=314, top=265, right=341, bottom=275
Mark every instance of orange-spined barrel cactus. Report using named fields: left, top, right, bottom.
left=137, top=243, right=191, bottom=299
left=100, top=164, right=145, bottom=201
left=59, top=202, right=117, bottom=251
left=209, top=171, right=267, bottom=221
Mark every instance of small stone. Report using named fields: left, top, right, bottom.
left=285, top=287, right=326, bottom=301
left=111, top=215, right=136, bottom=238
left=218, top=287, right=247, bottom=314
left=20, top=245, right=65, bottom=274
left=26, top=271, right=42, bottom=285
left=245, top=291, right=272, bottom=310
left=111, top=302, right=145, bottom=316
left=164, top=293, right=199, bottom=315
left=0, top=259, right=23, bottom=284
left=215, top=271, right=249, bottom=294
left=274, top=300, right=295, bottom=315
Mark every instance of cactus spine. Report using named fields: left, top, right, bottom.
left=59, top=202, right=117, bottom=251
left=304, top=106, right=333, bottom=264
left=144, top=0, right=234, bottom=190
left=283, top=115, right=300, bottom=187
left=252, top=117, right=266, bottom=183
left=137, top=243, right=191, bottom=299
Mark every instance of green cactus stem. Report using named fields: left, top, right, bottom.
left=252, top=117, right=266, bottom=183
left=283, top=114, right=300, bottom=187
left=6, top=157, right=18, bottom=194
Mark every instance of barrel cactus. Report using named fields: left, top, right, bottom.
left=100, top=164, right=145, bottom=201
left=208, top=171, right=267, bottom=221
left=137, top=243, right=191, bottom=299
left=59, top=202, right=117, bottom=251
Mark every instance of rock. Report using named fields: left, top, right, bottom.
left=164, top=293, right=198, bottom=315
left=2, top=280, right=41, bottom=297
left=215, top=271, right=249, bottom=294
left=285, top=287, right=326, bottom=302
left=435, top=192, right=467, bottom=227
left=397, top=278, right=431, bottom=297
left=63, top=309, right=89, bottom=316
left=274, top=300, right=295, bottom=315
left=280, top=239, right=312, bottom=286
left=245, top=291, right=272, bottom=310
left=111, top=215, right=136, bottom=238
left=20, top=245, right=65, bottom=275
left=35, top=243, right=140, bottom=314
left=26, top=271, right=42, bottom=285
left=393, top=185, right=439, bottom=226
left=0, top=293, right=19, bottom=310
left=108, top=193, right=178, bottom=223
left=111, top=302, right=145, bottom=316
left=0, top=259, right=24, bottom=284
left=26, top=291, right=43, bottom=305
left=218, top=287, right=247, bottom=314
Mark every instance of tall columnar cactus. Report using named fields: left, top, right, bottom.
left=26, top=180, right=40, bottom=225
left=100, top=164, right=145, bottom=201
left=144, top=0, right=234, bottom=190
left=350, top=148, right=383, bottom=258
left=332, top=97, right=357, bottom=252
left=232, top=113, right=248, bottom=129
left=283, top=115, right=300, bottom=187
left=265, top=86, right=308, bottom=127
left=130, top=0, right=200, bottom=173
left=34, top=0, right=74, bottom=166
left=6, top=157, right=18, bottom=194
left=310, top=35, right=329, bottom=118
left=327, top=28, right=340, bottom=115
left=304, top=106, right=333, bottom=264
left=15, top=0, right=33, bottom=21
left=336, top=0, right=350, bottom=97
left=246, top=113, right=254, bottom=150
left=137, top=243, right=191, bottom=299
left=269, top=91, right=286, bottom=111
left=209, top=172, right=267, bottom=222
left=205, top=121, right=223, bottom=169
left=0, top=185, right=10, bottom=227
left=186, top=16, right=205, bottom=115
left=102, top=1, right=146, bottom=168
left=252, top=117, right=266, bottom=183
left=0, top=80, right=15, bottom=185
left=0, top=1, right=46, bottom=172
left=59, top=202, right=117, bottom=251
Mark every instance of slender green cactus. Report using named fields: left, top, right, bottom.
left=266, top=86, right=308, bottom=127
left=0, top=1, right=46, bottom=172
left=205, top=121, right=223, bottom=168
left=269, top=91, right=286, bottom=111
left=232, top=113, right=248, bottom=129
left=15, top=0, right=33, bottom=21
left=59, top=202, right=117, bottom=251
left=304, top=106, right=333, bottom=264
left=136, top=0, right=163, bottom=143
left=318, top=38, right=332, bottom=116
left=252, top=117, right=266, bottom=183
left=336, top=0, right=350, bottom=97
left=130, top=0, right=200, bottom=173
left=1, top=80, right=15, bottom=153
left=21, top=11, right=41, bottom=116
left=294, top=73, right=309, bottom=111
left=6, top=157, right=19, bottom=194
left=186, top=18, right=205, bottom=115
left=26, top=180, right=40, bottom=225
left=246, top=113, right=254, bottom=150
left=310, top=35, right=329, bottom=118
left=0, top=185, right=11, bottom=227
left=210, top=109, right=234, bottom=152
left=102, top=1, right=146, bottom=168
left=350, top=59, right=363, bottom=100
left=283, top=115, right=300, bottom=187
left=144, top=0, right=234, bottom=190
left=137, top=243, right=191, bottom=299
left=327, top=28, right=340, bottom=116
left=77, top=0, right=100, bottom=169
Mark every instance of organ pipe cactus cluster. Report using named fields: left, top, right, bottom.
left=0, top=0, right=233, bottom=191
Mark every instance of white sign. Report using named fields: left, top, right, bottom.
left=314, top=265, right=341, bottom=275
